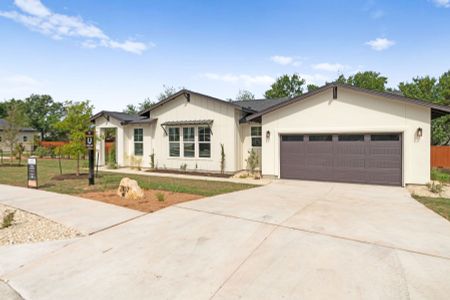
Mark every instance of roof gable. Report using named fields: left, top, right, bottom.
left=90, top=111, right=156, bottom=125
left=246, top=83, right=450, bottom=121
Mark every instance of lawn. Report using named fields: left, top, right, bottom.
left=413, top=196, right=450, bottom=221
left=0, top=159, right=255, bottom=198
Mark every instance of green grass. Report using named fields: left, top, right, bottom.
left=0, top=159, right=255, bottom=197
left=413, top=195, right=450, bottom=222
left=431, top=168, right=450, bottom=183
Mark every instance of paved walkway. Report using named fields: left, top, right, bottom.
left=98, top=167, right=271, bottom=185
left=0, top=184, right=143, bottom=235
left=1, top=180, right=450, bottom=299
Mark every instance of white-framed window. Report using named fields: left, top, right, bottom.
left=183, top=127, right=195, bottom=157
left=198, top=126, right=211, bottom=158
left=23, top=136, right=28, bottom=142
left=251, top=126, right=262, bottom=147
left=134, top=128, right=143, bottom=156
left=169, top=127, right=180, bottom=157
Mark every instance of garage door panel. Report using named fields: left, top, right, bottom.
left=280, top=134, right=402, bottom=185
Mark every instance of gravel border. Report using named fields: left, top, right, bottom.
left=0, top=204, right=81, bottom=246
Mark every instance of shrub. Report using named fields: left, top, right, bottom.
left=129, top=156, right=142, bottom=171
left=431, top=168, right=450, bottom=183
left=156, top=192, right=165, bottom=202
left=180, top=163, right=187, bottom=172
left=427, top=181, right=443, bottom=194
left=1, top=210, right=16, bottom=229
left=34, top=146, right=53, bottom=158
left=220, top=144, right=225, bottom=174
left=246, top=149, right=259, bottom=174
left=149, top=151, right=155, bottom=169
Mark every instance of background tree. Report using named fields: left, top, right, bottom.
left=24, top=94, right=65, bottom=140
left=56, top=101, right=94, bottom=176
left=336, top=71, right=387, bottom=92
left=123, top=104, right=138, bottom=115
left=265, top=74, right=305, bottom=99
left=138, top=98, right=155, bottom=111
left=157, top=85, right=177, bottom=101
left=307, top=84, right=319, bottom=92
left=235, top=89, right=255, bottom=100
left=399, top=72, right=450, bottom=145
left=3, top=102, right=27, bottom=164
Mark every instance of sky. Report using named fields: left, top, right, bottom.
left=0, top=0, right=449, bottom=112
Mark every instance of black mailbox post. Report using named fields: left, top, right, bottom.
left=85, top=130, right=95, bottom=185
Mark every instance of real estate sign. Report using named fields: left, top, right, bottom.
left=27, top=157, right=38, bottom=188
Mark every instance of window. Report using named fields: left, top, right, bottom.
left=282, top=135, right=304, bottom=142
left=183, top=127, right=195, bottom=157
left=169, top=127, right=180, bottom=157
left=338, top=135, right=364, bottom=142
left=371, top=134, right=400, bottom=141
left=134, top=128, right=143, bottom=156
left=198, top=127, right=211, bottom=158
left=309, top=135, right=332, bottom=142
left=23, top=136, right=28, bottom=142
left=251, top=126, right=262, bottom=147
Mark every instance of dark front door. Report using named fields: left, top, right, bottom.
left=280, top=133, right=402, bottom=186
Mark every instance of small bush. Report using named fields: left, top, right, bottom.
left=427, top=181, right=443, bottom=194
left=34, top=146, right=53, bottom=158
left=156, top=192, right=165, bottom=202
left=1, top=210, right=16, bottom=229
left=149, top=151, right=155, bottom=169
left=180, top=163, right=187, bottom=172
left=246, top=149, right=259, bottom=174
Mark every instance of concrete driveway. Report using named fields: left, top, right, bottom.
left=2, top=180, right=450, bottom=299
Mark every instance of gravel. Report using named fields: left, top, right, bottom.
left=0, top=204, right=81, bottom=246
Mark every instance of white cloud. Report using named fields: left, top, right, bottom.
left=298, top=73, right=330, bottom=85
left=433, top=0, right=450, bottom=8
left=365, top=38, right=395, bottom=51
left=0, top=0, right=150, bottom=54
left=270, top=55, right=302, bottom=66
left=203, top=73, right=275, bottom=86
left=0, top=74, right=42, bottom=99
left=312, top=63, right=349, bottom=72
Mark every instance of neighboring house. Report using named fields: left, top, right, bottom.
left=0, top=119, right=39, bottom=152
left=91, top=83, right=450, bottom=186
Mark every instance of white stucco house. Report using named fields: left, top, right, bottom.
left=0, top=119, right=39, bottom=152
left=91, top=83, right=450, bottom=186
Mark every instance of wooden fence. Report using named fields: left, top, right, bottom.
left=431, top=146, right=450, bottom=168
left=39, top=141, right=68, bottom=148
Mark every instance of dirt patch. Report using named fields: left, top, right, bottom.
left=147, top=169, right=231, bottom=178
left=80, top=189, right=202, bottom=213
left=407, top=183, right=450, bottom=198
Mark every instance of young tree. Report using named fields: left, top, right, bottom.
left=235, top=90, right=255, bottom=100
left=264, top=74, right=305, bottom=99
left=56, top=101, right=94, bottom=176
left=3, top=103, right=27, bottom=164
left=24, top=94, right=65, bottom=140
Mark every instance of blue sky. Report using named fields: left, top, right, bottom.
left=0, top=0, right=449, bottom=112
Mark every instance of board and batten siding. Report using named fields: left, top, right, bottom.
left=261, top=88, right=431, bottom=185
left=94, top=116, right=125, bottom=166
left=148, top=93, right=240, bottom=173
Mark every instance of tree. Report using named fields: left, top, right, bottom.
left=56, top=101, right=94, bottom=176
left=138, top=98, right=155, bottom=111
left=123, top=104, right=138, bottom=115
left=307, top=84, right=319, bottom=93
left=235, top=90, right=255, bottom=100
left=399, top=73, right=450, bottom=145
left=23, top=94, right=65, bottom=140
left=3, top=103, right=27, bottom=164
left=337, top=71, right=387, bottom=92
left=264, top=74, right=305, bottom=99
left=157, top=85, right=177, bottom=102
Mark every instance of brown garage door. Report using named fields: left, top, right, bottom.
left=280, top=134, right=402, bottom=185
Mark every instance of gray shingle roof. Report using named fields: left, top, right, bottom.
left=90, top=111, right=156, bottom=125
left=0, top=119, right=38, bottom=132
left=232, top=97, right=291, bottom=112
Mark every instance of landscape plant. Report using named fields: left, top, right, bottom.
left=14, top=143, right=25, bottom=166
left=180, top=163, right=187, bottom=172
left=1, top=210, right=15, bottom=229
left=220, top=144, right=225, bottom=174
left=149, top=150, right=155, bottom=169
left=156, top=192, right=165, bottom=202
left=3, top=102, right=27, bottom=165
left=246, top=149, right=259, bottom=175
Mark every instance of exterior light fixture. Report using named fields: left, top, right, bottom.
left=266, top=130, right=270, bottom=139
left=416, top=127, right=423, bottom=138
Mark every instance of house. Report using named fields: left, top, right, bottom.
left=0, top=119, right=39, bottom=152
left=91, top=83, right=450, bottom=186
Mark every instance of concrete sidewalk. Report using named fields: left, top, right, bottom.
left=0, top=184, right=143, bottom=235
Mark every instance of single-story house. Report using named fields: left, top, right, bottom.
left=0, top=119, right=39, bottom=152
left=91, top=83, right=450, bottom=186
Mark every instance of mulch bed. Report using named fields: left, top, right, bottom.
left=147, top=169, right=231, bottom=178
left=80, top=189, right=202, bottom=213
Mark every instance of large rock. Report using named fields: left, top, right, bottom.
left=117, top=177, right=144, bottom=200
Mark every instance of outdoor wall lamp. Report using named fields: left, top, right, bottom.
left=416, top=127, right=423, bottom=138
left=266, top=130, right=271, bottom=139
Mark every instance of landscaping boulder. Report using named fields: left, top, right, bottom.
left=117, top=177, right=144, bottom=200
